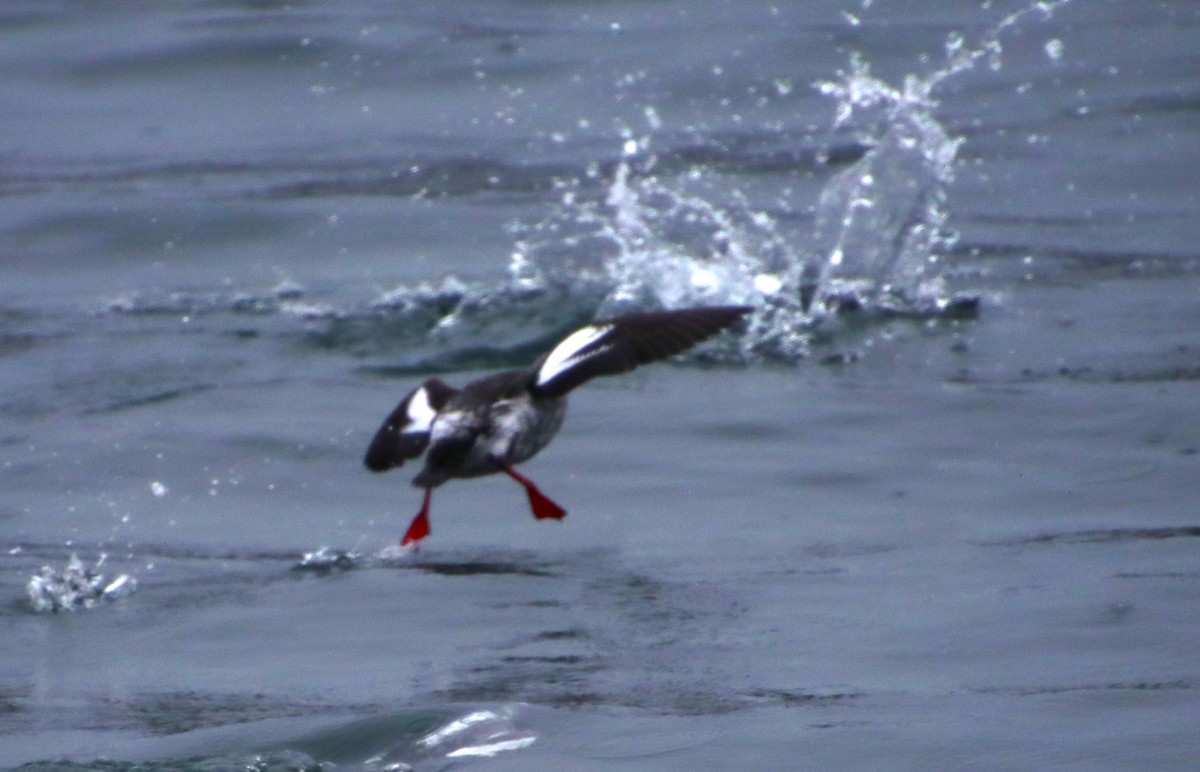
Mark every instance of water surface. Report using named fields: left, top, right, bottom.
left=2, top=0, right=1199, bottom=769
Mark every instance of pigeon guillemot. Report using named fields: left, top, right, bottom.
left=364, top=305, right=752, bottom=546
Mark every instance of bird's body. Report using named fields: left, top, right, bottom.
left=364, top=305, right=751, bottom=545
left=412, top=371, right=567, bottom=487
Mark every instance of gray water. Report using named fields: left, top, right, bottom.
left=3, top=0, right=1200, bottom=769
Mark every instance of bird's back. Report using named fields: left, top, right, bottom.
left=414, top=370, right=566, bottom=486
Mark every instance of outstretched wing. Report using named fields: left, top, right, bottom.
left=530, top=305, right=752, bottom=399
left=364, top=378, right=457, bottom=472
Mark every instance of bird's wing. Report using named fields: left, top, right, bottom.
left=530, top=305, right=752, bottom=398
left=364, top=378, right=458, bottom=472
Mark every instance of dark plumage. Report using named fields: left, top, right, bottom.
left=364, top=305, right=752, bottom=545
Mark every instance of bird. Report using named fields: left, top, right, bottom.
left=363, top=304, right=753, bottom=546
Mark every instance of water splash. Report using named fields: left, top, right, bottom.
left=27, top=553, right=137, bottom=613
left=510, top=149, right=810, bottom=358
left=508, top=82, right=973, bottom=358
left=294, top=546, right=363, bottom=573
left=810, top=51, right=963, bottom=314
left=809, top=0, right=1071, bottom=315
left=508, top=1, right=1072, bottom=359
left=102, top=1, right=1069, bottom=367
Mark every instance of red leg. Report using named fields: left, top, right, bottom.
left=496, top=461, right=567, bottom=520
left=401, top=488, right=433, bottom=546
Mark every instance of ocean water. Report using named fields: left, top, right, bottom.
left=2, top=0, right=1199, bottom=768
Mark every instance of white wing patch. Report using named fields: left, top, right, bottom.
left=535, top=324, right=613, bottom=387
left=404, top=385, right=438, bottom=433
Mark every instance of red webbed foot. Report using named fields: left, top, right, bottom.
left=401, top=488, right=433, bottom=546
left=496, top=461, right=567, bottom=521
left=524, top=483, right=567, bottom=520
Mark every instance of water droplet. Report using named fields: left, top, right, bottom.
left=754, top=273, right=783, bottom=295
left=643, top=106, right=661, bottom=131
left=1044, top=38, right=1064, bottom=61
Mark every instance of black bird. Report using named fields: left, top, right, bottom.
left=364, top=305, right=752, bottom=546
